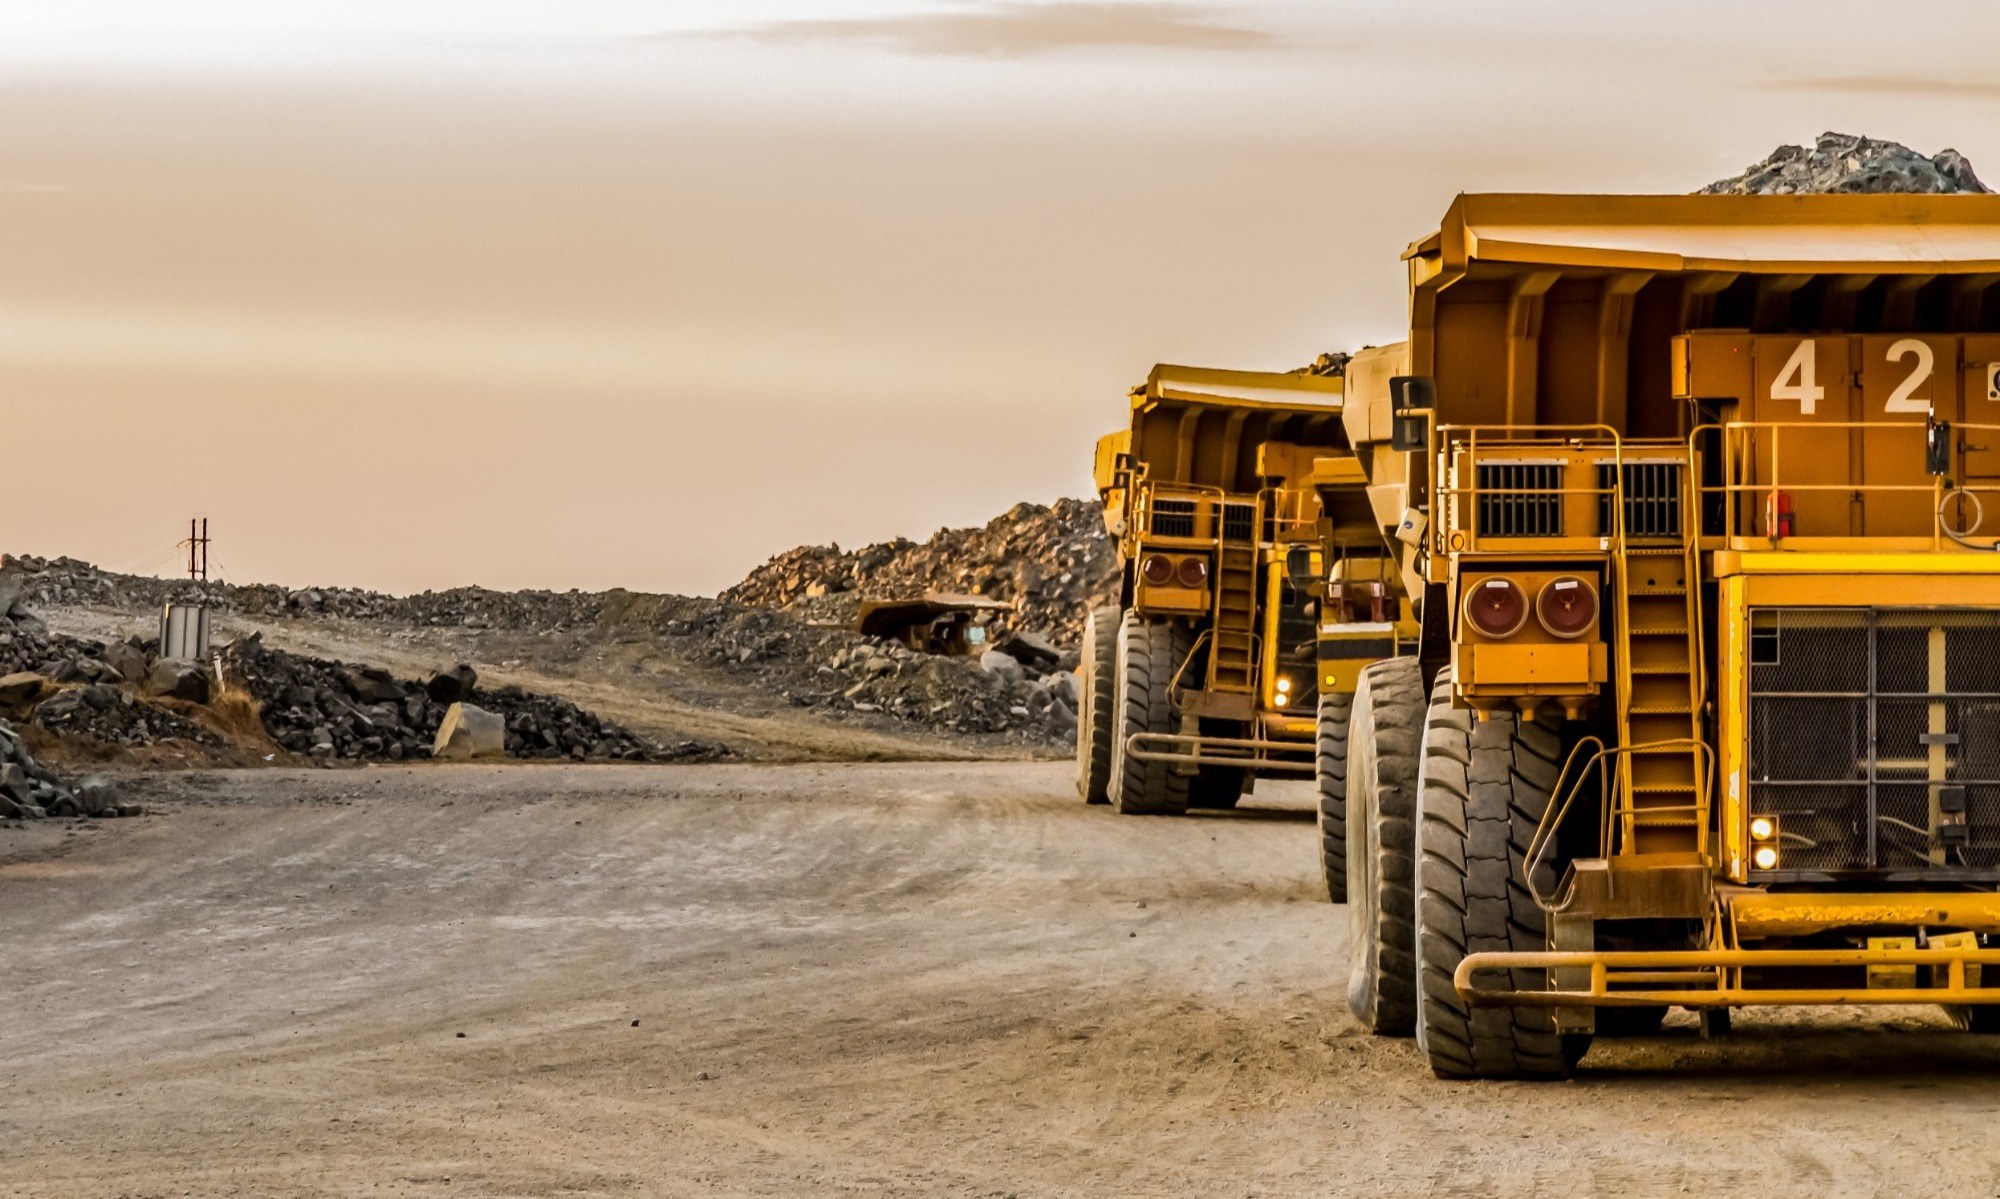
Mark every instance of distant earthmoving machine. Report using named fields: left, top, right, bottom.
left=853, top=594, right=1009, bottom=657
left=1319, top=192, right=2000, bottom=1078
left=1074, top=365, right=1414, bottom=816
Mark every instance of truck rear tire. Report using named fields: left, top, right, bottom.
left=1076, top=605, right=1121, bottom=804
left=1108, top=612, right=1192, bottom=816
left=1412, top=669, right=1588, bottom=1080
left=1345, top=658, right=1423, bottom=1035
left=1317, top=691, right=1354, bottom=904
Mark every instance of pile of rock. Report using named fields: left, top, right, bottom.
left=30, top=683, right=224, bottom=750
left=1703, top=133, right=1989, bottom=195
left=220, top=635, right=723, bottom=763
left=0, top=721, right=138, bottom=819
left=723, top=498, right=1117, bottom=649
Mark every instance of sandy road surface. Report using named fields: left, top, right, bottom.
left=4, top=762, right=1998, bottom=1198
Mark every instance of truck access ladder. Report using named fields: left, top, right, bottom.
left=1610, top=504, right=1709, bottom=857
left=1207, top=497, right=1262, bottom=694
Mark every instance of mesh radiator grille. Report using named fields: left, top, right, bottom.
left=1475, top=461, right=1563, bottom=538
left=1149, top=498, right=1197, bottom=538
left=1595, top=460, right=1683, bottom=539
left=1748, top=607, right=2000, bottom=879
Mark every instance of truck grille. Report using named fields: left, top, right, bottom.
left=1222, top=502, right=1256, bottom=542
left=1748, top=607, right=2000, bottom=880
left=1149, top=498, right=1197, bottom=538
left=1475, top=461, right=1563, bottom=537
left=1595, top=460, right=1682, bottom=539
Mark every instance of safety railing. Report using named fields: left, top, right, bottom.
left=1428, top=423, right=1654, bottom=556
left=1527, top=737, right=1719, bottom=911
left=1692, top=419, right=2000, bottom=550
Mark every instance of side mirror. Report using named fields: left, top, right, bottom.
left=1389, top=375, right=1435, bottom=452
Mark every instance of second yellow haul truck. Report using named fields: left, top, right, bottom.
left=1077, top=364, right=1397, bottom=816
left=1327, top=191, right=2000, bottom=1078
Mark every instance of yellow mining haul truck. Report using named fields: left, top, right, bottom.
left=1076, top=364, right=1362, bottom=815
left=1326, top=192, right=2000, bottom=1079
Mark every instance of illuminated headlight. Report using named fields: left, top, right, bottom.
left=1276, top=676, right=1292, bottom=693
left=1753, top=845, right=1779, bottom=870
left=1750, top=816, right=1776, bottom=842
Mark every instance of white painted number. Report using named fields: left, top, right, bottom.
left=1771, top=339, right=1823, bottom=415
left=1884, top=339, right=1935, bottom=414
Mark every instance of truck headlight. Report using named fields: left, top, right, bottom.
left=1753, top=845, right=1779, bottom=870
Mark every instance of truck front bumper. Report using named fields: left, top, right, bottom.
left=1457, top=945, right=2000, bottom=1009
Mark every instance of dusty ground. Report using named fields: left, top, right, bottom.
left=5, top=762, right=1999, bottom=1198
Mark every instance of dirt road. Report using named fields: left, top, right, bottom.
left=4, top=762, right=1997, bottom=1198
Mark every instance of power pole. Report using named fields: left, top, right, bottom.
left=182, top=518, right=210, bottom=588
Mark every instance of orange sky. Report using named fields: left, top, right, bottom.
left=5, top=2, right=1999, bottom=594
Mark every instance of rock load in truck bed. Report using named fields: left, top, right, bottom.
left=1703, top=132, right=1989, bottom=195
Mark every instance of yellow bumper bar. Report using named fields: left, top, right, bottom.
left=1457, top=947, right=2000, bottom=1009
left=1123, top=732, right=1314, bottom=775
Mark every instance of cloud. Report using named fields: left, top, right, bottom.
left=1766, top=76, right=2000, bottom=99
left=670, top=2, right=1282, bottom=58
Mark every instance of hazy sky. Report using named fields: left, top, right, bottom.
left=5, top=1, right=2000, bottom=594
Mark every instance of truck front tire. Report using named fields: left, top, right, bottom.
left=1108, top=612, right=1192, bottom=816
left=1344, top=658, right=1423, bottom=1035
left=1412, top=669, right=1588, bottom=1080
left=1076, top=605, right=1121, bottom=804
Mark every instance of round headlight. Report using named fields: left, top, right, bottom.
left=1750, top=816, right=1776, bottom=842
left=1465, top=577, right=1529, bottom=639
left=1536, top=576, right=1598, bottom=639
left=1752, top=845, right=1779, bottom=870
left=1141, top=554, right=1174, bottom=586
left=1176, top=556, right=1208, bottom=588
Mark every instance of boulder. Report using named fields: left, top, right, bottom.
left=996, top=630, right=1060, bottom=672
left=75, top=776, right=120, bottom=817
left=433, top=702, right=506, bottom=761
left=340, top=665, right=405, bottom=704
left=426, top=663, right=479, bottom=705
left=101, top=641, right=150, bottom=683
left=0, top=672, right=47, bottom=707
left=144, top=659, right=213, bottom=704
left=0, top=570, right=25, bottom=619
left=978, top=650, right=1025, bottom=683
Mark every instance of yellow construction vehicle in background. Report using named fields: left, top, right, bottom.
left=1325, top=191, right=2000, bottom=1078
left=1076, top=365, right=1371, bottom=814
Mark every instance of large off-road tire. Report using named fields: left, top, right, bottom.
left=1413, top=669, right=1589, bottom=1079
left=1345, top=658, right=1424, bottom=1035
left=1075, top=605, right=1122, bottom=805
left=1189, top=766, right=1246, bottom=810
left=1108, top=612, right=1192, bottom=816
left=1316, top=691, right=1354, bottom=904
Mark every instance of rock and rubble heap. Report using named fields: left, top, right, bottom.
left=1703, top=132, right=1990, bottom=196
left=220, top=635, right=724, bottom=764
left=664, top=600, right=1080, bottom=741
left=0, top=719, right=136, bottom=819
left=722, top=498, right=1116, bottom=649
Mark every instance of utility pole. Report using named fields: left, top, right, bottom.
left=182, top=518, right=210, bottom=588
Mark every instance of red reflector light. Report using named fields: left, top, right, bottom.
left=1536, top=576, right=1598, bottom=639
left=1465, top=577, right=1529, bottom=638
